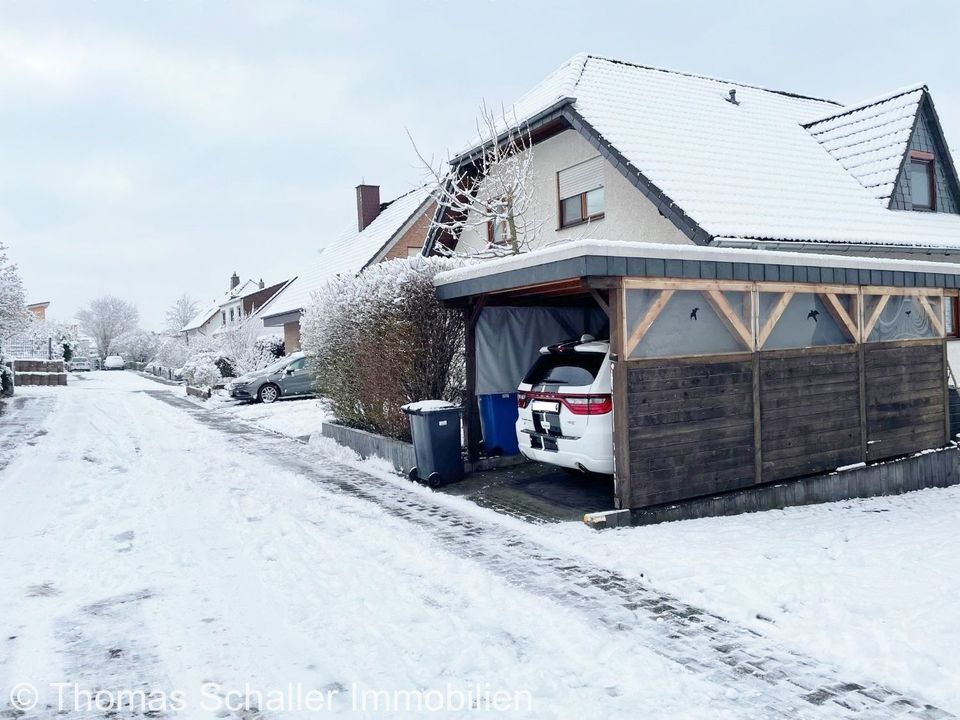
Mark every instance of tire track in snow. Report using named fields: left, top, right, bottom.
left=147, top=390, right=953, bottom=720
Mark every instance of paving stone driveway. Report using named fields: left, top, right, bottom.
left=149, top=390, right=955, bottom=720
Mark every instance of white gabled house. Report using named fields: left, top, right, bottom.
left=260, top=184, right=435, bottom=351
left=181, top=273, right=292, bottom=342
left=425, top=54, right=960, bottom=261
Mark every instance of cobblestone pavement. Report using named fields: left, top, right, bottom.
left=149, top=390, right=955, bottom=720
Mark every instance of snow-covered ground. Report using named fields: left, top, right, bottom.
left=1, top=372, right=957, bottom=718
left=202, top=390, right=330, bottom=438
left=0, top=373, right=749, bottom=718
left=537, top=490, right=960, bottom=713
left=319, top=437, right=960, bottom=714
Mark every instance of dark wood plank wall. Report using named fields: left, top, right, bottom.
left=759, top=347, right=862, bottom=481
left=622, top=341, right=949, bottom=509
left=625, top=355, right=755, bottom=507
left=863, top=341, right=947, bottom=461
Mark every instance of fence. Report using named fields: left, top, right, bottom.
left=2, top=334, right=53, bottom=360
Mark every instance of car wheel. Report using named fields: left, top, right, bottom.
left=258, top=383, right=280, bottom=404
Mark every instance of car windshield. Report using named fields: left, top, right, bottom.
left=523, top=352, right=605, bottom=387
left=263, top=356, right=295, bottom=373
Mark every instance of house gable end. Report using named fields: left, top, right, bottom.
left=423, top=107, right=710, bottom=255
left=890, top=94, right=960, bottom=213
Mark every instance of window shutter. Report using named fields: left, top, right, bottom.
left=558, top=156, right=604, bottom=199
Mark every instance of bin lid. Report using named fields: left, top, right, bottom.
left=401, top=400, right=461, bottom=415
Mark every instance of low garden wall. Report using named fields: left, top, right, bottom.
left=605, top=445, right=959, bottom=527
left=321, top=422, right=416, bottom=475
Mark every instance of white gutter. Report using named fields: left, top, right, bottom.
left=711, top=238, right=959, bottom=257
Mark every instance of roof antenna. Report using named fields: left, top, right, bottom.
left=726, top=89, right=740, bottom=106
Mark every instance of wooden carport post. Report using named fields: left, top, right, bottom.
left=607, top=280, right=630, bottom=510
left=464, top=295, right=487, bottom=462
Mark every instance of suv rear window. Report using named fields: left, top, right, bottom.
left=523, top=352, right=604, bottom=387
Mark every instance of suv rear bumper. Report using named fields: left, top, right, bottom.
left=516, top=425, right=614, bottom=475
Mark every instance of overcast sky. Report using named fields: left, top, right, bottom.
left=3, top=0, right=959, bottom=330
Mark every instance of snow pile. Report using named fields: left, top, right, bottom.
left=215, top=396, right=330, bottom=438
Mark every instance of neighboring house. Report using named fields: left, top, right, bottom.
left=260, top=183, right=435, bottom=351
left=424, top=54, right=960, bottom=261
left=27, top=302, right=50, bottom=321
left=181, top=273, right=291, bottom=342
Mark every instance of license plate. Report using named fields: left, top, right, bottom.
left=531, top=399, right=560, bottom=413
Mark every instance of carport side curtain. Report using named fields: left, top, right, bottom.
left=475, top=306, right=609, bottom=395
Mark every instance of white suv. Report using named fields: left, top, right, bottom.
left=515, top=337, right=614, bottom=475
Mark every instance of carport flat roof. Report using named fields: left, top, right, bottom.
left=433, top=240, right=960, bottom=301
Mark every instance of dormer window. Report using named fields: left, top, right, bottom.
left=909, top=150, right=936, bottom=211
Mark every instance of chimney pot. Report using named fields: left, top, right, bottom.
left=230, top=272, right=240, bottom=290
left=258, top=278, right=264, bottom=289
left=356, top=184, right=381, bottom=232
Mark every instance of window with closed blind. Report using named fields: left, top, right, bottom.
left=557, top=156, right=605, bottom=228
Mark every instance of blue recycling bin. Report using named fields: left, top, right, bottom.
left=478, top=392, right=520, bottom=456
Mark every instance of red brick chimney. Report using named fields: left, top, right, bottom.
left=356, top=184, right=381, bottom=232
left=230, top=272, right=240, bottom=290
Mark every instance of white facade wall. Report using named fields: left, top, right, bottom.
left=455, top=129, right=691, bottom=254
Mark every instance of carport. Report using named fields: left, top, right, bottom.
left=435, top=240, right=960, bottom=513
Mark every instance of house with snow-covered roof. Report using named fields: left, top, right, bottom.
left=425, top=55, right=960, bottom=517
left=260, top=183, right=435, bottom=351
left=425, top=54, right=960, bottom=259
left=181, top=272, right=292, bottom=342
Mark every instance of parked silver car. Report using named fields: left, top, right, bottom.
left=227, top=352, right=315, bottom=403
left=67, top=357, right=92, bottom=372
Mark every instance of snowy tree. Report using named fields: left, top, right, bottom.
left=165, top=294, right=199, bottom=334
left=113, top=329, right=161, bottom=363
left=76, top=296, right=139, bottom=359
left=152, top=335, right=194, bottom=370
left=23, top=318, right=79, bottom=360
left=412, top=103, right=543, bottom=257
left=211, top=324, right=284, bottom=376
left=0, top=242, right=30, bottom=343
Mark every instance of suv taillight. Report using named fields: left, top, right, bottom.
left=562, top=394, right=612, bottom=415
left=517, top=392, right=530, bottom=409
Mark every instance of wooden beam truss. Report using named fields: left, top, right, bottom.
left=621, top=277, right=945, bottom=357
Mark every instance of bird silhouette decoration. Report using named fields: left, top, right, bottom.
left=690, top=307, right=699, bottom=320
left=807, top=309, right=820, bottom=322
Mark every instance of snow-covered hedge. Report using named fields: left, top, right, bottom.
left=160, top=327, right=286, bottom=390
left=301, top=256, right=465, bottom=441
left=181, top=351, right=222, bottom=389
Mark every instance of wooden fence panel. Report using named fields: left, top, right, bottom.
left=864, top=341, right=947, bottom=461
left=758, top=347, right=863, bottom=482
left=624, top=356, right=755, bottom=506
